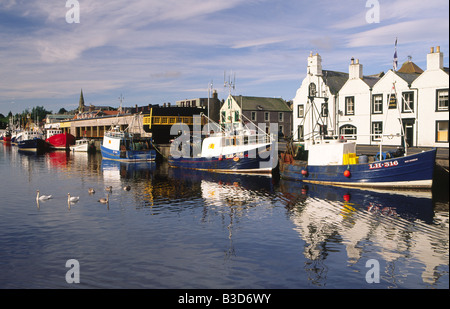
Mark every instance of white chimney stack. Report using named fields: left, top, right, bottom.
left=427, top=46, right=444, bottom=71
left=349, top=58, right=363, bottom=79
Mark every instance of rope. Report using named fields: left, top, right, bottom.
left=150, top=140, right=169, bottom=160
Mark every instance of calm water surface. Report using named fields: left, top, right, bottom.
left=0, top=144, right=448, bottom=289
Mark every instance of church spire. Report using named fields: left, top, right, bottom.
left=79, top=89, right=85, bottom=112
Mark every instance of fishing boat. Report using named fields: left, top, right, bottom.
left=70, top=138, right=93, bottom=152
left=279, top=80, right=437, bottom=189
left=100, top=126, right=156, bottom=162
left=45, top=129, right=76, bottom=150
left=280, top=139, right=436, bottom=188
left=168, top=116, right=278, bottom=174
left=2, top=128, right=12, bottom=143
left=17, top=130, right=50, bottom=153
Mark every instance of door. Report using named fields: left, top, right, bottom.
left=402, top=119, right=415, bottom=147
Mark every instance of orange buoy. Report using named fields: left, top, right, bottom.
left=344, top=170, right=351, bottom=178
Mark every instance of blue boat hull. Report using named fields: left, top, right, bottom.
left=101, top=145, right=156, bottom=162
left=18, top=138, right=49, bottom=153
left=279, top=149, right=437, bottom=188
left=169, top=151, right=275, bottom=174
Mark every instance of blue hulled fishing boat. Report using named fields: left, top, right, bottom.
left=101, top=126, right=156, bottom=162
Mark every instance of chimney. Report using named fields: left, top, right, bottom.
left=349, top=58, right=363, bottom=79
left=427, top=46, right=444, bottom=71
left=307, top=52, right=322, bottom=76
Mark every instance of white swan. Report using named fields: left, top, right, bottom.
left=36, top=190, right=52, bottom=201
left=67, top=193, right=80, bottom=203
left=98, top=194, right=109, bottom=204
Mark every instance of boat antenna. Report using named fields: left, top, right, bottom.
left=224, top=70, right=236, bottom=95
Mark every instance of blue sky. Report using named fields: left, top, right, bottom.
left=0, top=0, right=448, bottom=114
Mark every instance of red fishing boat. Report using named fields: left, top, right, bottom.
left=45, top=129, right=76, bottom=150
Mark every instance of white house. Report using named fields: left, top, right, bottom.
left=412, top=46, right=449, bottom=148
left=337, top=58, right=380, bottom=145
left=292, top=52, right=348, bottom=141
left=292, top=47, right=449, bottom=149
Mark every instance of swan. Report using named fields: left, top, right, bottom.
left=67, top=193, right=80, bottom=203
left=88, top=188, right=95, bottom=194
left=123, top=185, right=131, bottom=191
left=98, top=194, right=109, bottom=204
left=36, top=190, right=52, bottom=201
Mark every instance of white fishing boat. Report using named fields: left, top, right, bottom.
left=70, top=138, right=92, bottom=152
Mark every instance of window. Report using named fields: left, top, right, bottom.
left=278, top=125, right=284, bottom=134
left=298, top=105, right=304, bottom=118
left=321, top=103, right=328, bottom=117
left=234, top=111, right=240, bottom=122
left=340, top=125, right=357, bottom=140
left=297, top=125, right=304, bottom=141
left=437, top=89, right=449, bottom=111
left=308, top=83, right=316, bottom=97
left=278, top=112, right=284, bottom=122
left=372, top=122, right=383, bottom=141
left=345, top=96, right=354, bottom=115
left=372, top=94, right=383, bottom=114
left=221, top=111, right=226, bottom=123
left=436, top=121, right=449, bottom=143
left=402, top=92, right=414, bottom=113
left=251, top=111, right=257, bottom=121
left=264, top=112, right=270, bottom=121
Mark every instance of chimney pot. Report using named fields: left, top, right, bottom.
left=436, top=46, right=440, bottom=52
left=431, top=47, right=434, bottom=53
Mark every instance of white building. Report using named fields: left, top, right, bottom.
left=412, top=46, right=449, bottom=148
left=292, top=52, right=348, bottom=141
left=292, top=47, right=449, bottom=149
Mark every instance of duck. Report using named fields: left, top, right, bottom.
left=67, top=193, right=80, bottom=203
left=105, top=186, right=113, bottom=192
left=88, top=188, right=95, bottom=194
left=36, top=190, right=52, bottom=201
left=98, top=194, right=109, bottom=204
left=123, top=185, right=131, bottom=191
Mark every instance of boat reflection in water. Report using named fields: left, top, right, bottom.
left=279, top=179, right=448, bottom=286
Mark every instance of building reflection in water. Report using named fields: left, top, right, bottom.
left=279, top=180, right=448, bottom=286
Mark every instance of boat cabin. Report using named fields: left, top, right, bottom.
left=305, top=139, right=358, bottom=166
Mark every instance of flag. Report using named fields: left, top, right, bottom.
left=393, top=38, right=398, bottom=71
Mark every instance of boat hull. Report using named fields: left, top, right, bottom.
left=279, top=149, right=437, bottom=189
left=169, top=149, right=276, bottom=174
left=101, top=145, right=156, bottom=162
left=18, top=138, right=50, bottom=153
left=46, top=133, right=76, bottom=150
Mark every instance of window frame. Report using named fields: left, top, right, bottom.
left=372, top=94, right=383, bottom=114
left=345, top=96, right=355, bottom=116
left=371, top=121, right=383, bottom=141
left=402, top=91, right=414, bottom=113
left=436, top=120, right=449, bottom=143
left=436, top=89, right=449, bottom=112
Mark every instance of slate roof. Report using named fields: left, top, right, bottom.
left=322, top=70, right=349, bottom=94
left=231, top=95, right=291, bottom=112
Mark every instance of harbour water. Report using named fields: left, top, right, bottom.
left=0, top=143, right=448, bottom=289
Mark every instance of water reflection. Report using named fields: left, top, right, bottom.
left=278, top=180, right=449, bottom=286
